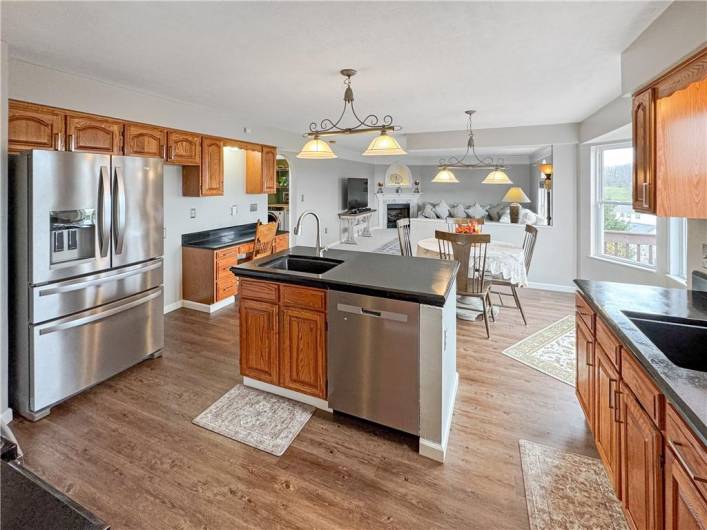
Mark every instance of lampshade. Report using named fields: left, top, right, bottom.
left=431, top=167, right=460, bottom=183
left=362, top=130, right=407, bottom=156
left=502, top=186, right=531, bottom=204
left=537, top=161, right=553, bottom=177
left=297, top=137, right=337, bottom=159
left=482, top=168, right=513, bottom=184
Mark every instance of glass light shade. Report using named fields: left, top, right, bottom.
left=431, top=168, right=459, bottom=183
left=502, top=186, right=531, bottom=203
left=297, top=137, right=337, bottom=159
left=482, top=168, right=513, bottom=184
left=362, top=131, right=407, bottom=156
left=537, top=161, right=553, bottom=177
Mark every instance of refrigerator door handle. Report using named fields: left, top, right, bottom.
left=38, top=289, right=161, bottom=335
left=38, top=260, right=163, bottom=296
left=97, top=166, right=111, bottom=257
left=113, top=165, right=127, bottom=254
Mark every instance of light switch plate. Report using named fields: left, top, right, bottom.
left=250, top=203, right=257, bottom=212
left=190, top=208, right=196, bottom=219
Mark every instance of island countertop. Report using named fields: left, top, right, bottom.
left=231, top=246, right=459, bottom=307
left=574, top=279, right=707, bottom=444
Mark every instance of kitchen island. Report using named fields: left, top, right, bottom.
left=231, top=246, right=459, bottom=462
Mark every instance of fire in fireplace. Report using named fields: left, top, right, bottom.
left=386, top=203, right=411, bottom=228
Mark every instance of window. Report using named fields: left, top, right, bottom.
left=669, top=217, right=688, bottom=280
left=593, top=143, right=657, bottom=268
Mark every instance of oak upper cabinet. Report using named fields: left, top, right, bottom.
left=182, top=136, right=224, bottom=196
left=166, top=130, right=201, bottom=165
left=632, top=88, right=656, bottom=214
left=575, top=316, right=595, bottom=429
left=245, top=145, right=277, bottom=194
left=66, top=113, right=123, bottom=155
left=619, top=383, right=663, bottom=530
left=8, top=100, right=65, bottom=152
left=239, top=298, right=279, bottom=385
left=124, top=123, right=165, bottom=158
left=594, top=344, right=621, bottom=494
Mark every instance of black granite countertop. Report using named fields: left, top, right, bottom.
left=231, top=246, right=459, bottom=307
left=574, top=279, right=707, bottom=444
left=182, top=223, right=288, bottom=250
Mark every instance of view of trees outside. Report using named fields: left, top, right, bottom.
left=600, top=147, right=657, bottom=266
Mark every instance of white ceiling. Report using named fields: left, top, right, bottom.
left=2, top=1, right=668, bottom=139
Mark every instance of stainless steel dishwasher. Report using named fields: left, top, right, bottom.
left=327, top=290, right=420, bottom=435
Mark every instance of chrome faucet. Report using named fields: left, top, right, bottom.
left=294, top=210, right=325, bottom=256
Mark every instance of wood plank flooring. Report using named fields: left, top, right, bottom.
left=10, top=288, right=595, bottom=529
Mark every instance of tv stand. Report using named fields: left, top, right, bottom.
left=337, top=209, right=377, bottom=245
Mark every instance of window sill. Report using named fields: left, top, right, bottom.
left=665, top=274, right=688, bottom=288
left=588, top=254, right=657, bottom=273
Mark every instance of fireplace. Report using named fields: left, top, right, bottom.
left=386, top=203, right=411, bottom=228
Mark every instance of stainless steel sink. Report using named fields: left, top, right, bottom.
left=259, top=254, right=343, bottom=275
left=624, top=311, right=707, bottom=372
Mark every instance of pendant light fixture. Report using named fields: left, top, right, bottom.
left=432, top=110, right=512, bottom=184
left=299, top=69, right=406, bottom=159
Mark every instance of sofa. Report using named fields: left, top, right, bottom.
left=416, top=199, right=546, bottom=226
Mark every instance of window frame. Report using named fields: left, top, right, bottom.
left=669, top=217, right=688, bottom=281
left=592, top=141, right=657, bottom=270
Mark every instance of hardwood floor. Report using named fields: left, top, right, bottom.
left=10, top=288, right=596, bottom=529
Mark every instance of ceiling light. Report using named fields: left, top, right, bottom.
left=297, top=136, right=337, bottom=159
left=431, top=167, right=460, bottom=183
left=362, top=130, right=407, bottom=156
left=482, top=168, right=513, bottom=184
left=300, top=69, right=404, bottom=158
left=537, top=161, right=553, bottom=177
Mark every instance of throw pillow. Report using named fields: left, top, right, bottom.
left=498, top=206, right=511, bottom=223
left=521, top=208, right=538, bottom=225
left=449, top=203, right=467, bottom=218
left=465, top=202, right=488, bottom=219
left=433, top=199, right=450, bottom=219
left=487, top=202, right=505, bottom=221
left=421, top=203, right=437, bottom=219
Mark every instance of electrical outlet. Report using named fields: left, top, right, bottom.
left=301, top=194, right=304, bottom=202
left=190, top=208, right=196, bottom=219
left=250, top=203, right=257, bottom=212
left=230, top=205, right=238, bottom=216
left=324, top=227, right=328, bottom=234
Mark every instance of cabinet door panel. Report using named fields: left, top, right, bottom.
left=664, top=448, right=707, bottom=530
left=576, top=317, right=594, bottom=430
left=632, top=89, right=656, bottom=213
left=239, top=299, right=279, bottom=384
left=125, top=123, right=165, bottom=158
left=66, top=115, right=123, bottom=154
left=245, top=148, right=263, bottom=194
left=167, top=131, right=201, bottom=165
left=201, top=137, right=224, bottom=196
left=620, top=384, right=663, bottom=530
left=595, top=345, right=621, bottom=494
left=280, top=307, right=326, bottom=399
left=9, top=101, right=65, bottom=152
left=262, top=146, right=277, bottom=194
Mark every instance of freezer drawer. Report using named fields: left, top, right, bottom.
left=30, top=286, right=164, bottom=412
left=31, top=258, right=163, bottom=323
left=327, top=291, right=420, bottom=435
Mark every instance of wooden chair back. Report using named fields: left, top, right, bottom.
left=522, top=225, right=538, bottom=272
left=435, top=230, right=491, bottom=294
left=253, top=221, right=278, bottom=259
left=396, top=218, right=413, bottom=256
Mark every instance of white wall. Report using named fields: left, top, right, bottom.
left=1, top=41, right=10, bottom=422
left=163, top=149, right=267, bottom=307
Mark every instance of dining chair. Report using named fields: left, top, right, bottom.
left=435, top=230, right=494, bottom=338
left=396, top=218, right=413, bottom=256
left=490, top=224, right=538, bottom=325
left=253, top=221, right=279, bottom=259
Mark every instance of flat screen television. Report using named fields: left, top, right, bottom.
left=344, top=178, right=368, bottom=210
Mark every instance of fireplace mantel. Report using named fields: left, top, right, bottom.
left=376, top=193, right=421, bottom=228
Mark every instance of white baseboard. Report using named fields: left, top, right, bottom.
left=181, top=297, right=235, bottom=314
left=164, top=301, right=183, bottom=314
left=419, top=371, right=459, bottom=463
left=526, top=281, right=575, bottom=293
left=1, top=408, right=13, bottom=425
left=243, top=377, right=332, bottom=412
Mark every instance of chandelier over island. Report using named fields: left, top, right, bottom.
left=297, top=69, right=406, bottom=159
left=432, top=110, right=512, bottom=184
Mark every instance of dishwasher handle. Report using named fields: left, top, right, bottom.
left=336, top=303, right=408, bottom=323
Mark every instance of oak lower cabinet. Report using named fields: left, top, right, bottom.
left=8, top=100, right=65, bottom=152
left=575, top=315, right=595, bottom=429
left=664, top=448, right=707, bottom=530
left=619, top=382, right=663, bottom=530
left=595, top=344, right=621, bottom=493
left=238, top=279, right=327, bottom=400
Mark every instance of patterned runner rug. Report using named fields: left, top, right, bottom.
left=193, top=385, right=314, bottom=456
left=519, top=440, right=627, bottom=530
left=502, top=315, right=575, bottom=386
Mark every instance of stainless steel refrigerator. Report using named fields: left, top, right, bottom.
left=9, top=150, right=164, bottom=420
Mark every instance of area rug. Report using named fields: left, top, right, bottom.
left=193, top=384, right=315, bottom=456
left=372, top=238, right=402, bottom=255
left=519, top=440, right=627, bottom=530
left=502, top=315, right=575, bottom=386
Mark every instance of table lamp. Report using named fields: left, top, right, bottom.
left=502, top=187, right=531, bottom=224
